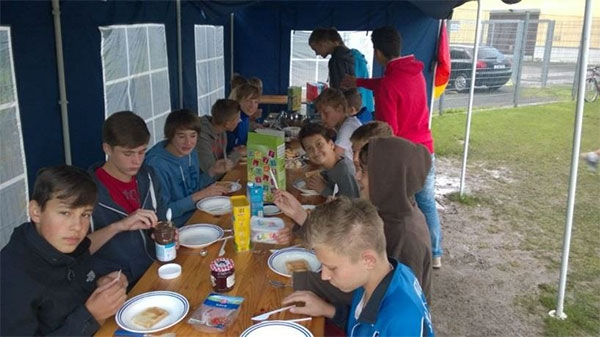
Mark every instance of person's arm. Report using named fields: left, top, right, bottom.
left=329, top=52, right=353, bottom=89
left=282, top=290, right=336, bottom=319
left=45, top=304, right=100, bottom=336
left=152, top=167, right=196, bottom=223
left=356, top=77, right=381, bottom=92
left=273, top=189, right=308, bottom=225
left=196, top=134, right=218, bottom=174
left=370, top=78, right=399, bottom=135
left=88, top=209, right=157, bottom=254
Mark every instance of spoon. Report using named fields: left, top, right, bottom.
left=166, top=208, right=172, bottom=222
left=218, top=237, right=229, bottom=257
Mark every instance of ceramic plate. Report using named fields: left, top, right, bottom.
left=241, top=321, right=313, bottom=337
left=263, top=204, right=282, bottom=216
left=268, top=247, right=321, bottom=278
left=301, top=205, right=316, bottom=211
left=116, top=291, right=189, bottom=333
left=196, top=196, right=231, bottom=216
left=178, top=224, right=224, bottom=249
left=216, top=181, right=242, bottom=193
left=292, top=178, right=319, bottom=196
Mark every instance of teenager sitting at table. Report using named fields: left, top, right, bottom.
left=145, top=109, right=232, bottom=227
left=282, top=197, right=435, bottom=337
left=298, top=123, right=359, bottom=198
left=197, top=99, right=246, bottom=177
left=1, top=165, right=128, bottom=336
left=274, top=123, right=433, bottom=303
left=226, top=83, right=261, bottom=153
left=314, top=88, right=362, bottom=162
left=87, top=111, right=167, bottom=287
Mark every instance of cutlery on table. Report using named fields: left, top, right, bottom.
left=332, top=183, right=339, bottom=197
left=251, top=305, right=295, bottom=321
left=218, top=237, right=229, bottom=257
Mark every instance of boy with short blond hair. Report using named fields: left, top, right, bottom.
left=343, top=88, right=372, bottom=124
left=314, top=88, right=362, bottom=162
left=283, top=197, right=434, bottom=337
left=1, top=165, right=127, bottom=336
left=197, top=99, right=244, bottom=175
left=227, top=83, right=261, bottom=152
left=298, top=123, right=359, bottom=198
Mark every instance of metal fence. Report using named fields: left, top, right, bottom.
left=435, top=17, right=600, bottom=114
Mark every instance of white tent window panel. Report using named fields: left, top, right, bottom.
left=195, top=25, right=225, bottom=116
left=289, top=30, right=374, bottom=90
left=100, top=24, right=171, bottom=145
left=0, top=27, right=29, bottom=249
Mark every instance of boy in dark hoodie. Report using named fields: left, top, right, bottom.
left=145, top=109, right=231, bottom=227
left=342, top=26, right=444, bottom=268
left=197, top=99, right=245, bottom=175
left=1, top=165, right=127, bottom=336
left=309, top=27, right=374, bottom=114
left=87, top=111, right=167, bottom=287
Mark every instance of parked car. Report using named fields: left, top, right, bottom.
left=449, top=44, right=513, bottom=92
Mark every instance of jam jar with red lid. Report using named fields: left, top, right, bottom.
left=210, top=258, right=235, bottom=292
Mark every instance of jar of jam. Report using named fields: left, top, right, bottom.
left=210, top=258, right=235, bottom=292
left=154, top=220, right=176, bottom=262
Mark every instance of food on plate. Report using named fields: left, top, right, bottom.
left=285, top=259, right=309, bottom=274
left=304, top=170, right=321, bottom=178
left=132, top=306, right=169, bottom=329
left=285, top=149, right=298, bottom=159
left=285, top=158, right=304, bottom=169
left=215, top=181, right=233, bottom=191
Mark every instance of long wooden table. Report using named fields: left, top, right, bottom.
left=95, top=162, right=324, bottom=336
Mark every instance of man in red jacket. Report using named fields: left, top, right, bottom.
left=342, top=26, right=443, bottom=268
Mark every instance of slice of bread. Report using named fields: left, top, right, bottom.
left=285, top=259, right=309, bottom=274
left=132, top=306, right=169, bottom=329
left=304, top=170, right=321, bottom=178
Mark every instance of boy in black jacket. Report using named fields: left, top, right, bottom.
left=0, top=165, right=127, bottom=336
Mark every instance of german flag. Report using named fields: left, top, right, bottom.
left=434, top=20, right=451, bottom=98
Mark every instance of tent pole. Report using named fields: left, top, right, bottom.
left=428, top=19, right=443, bottom=130
left=177, top=0, right=183, bottom=108
left=459, top=0, right=482, bottom=196
left=230, top=13, right=234, bottom=85
left=549, top=0, right=592, bottom=321
left=51, top=0, right=72, bottom=165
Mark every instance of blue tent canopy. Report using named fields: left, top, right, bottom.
left=1, top=0, right=465, bottom=188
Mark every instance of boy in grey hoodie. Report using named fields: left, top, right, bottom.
left=196, top=99, right=246, bottom=176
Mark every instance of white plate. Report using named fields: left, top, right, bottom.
left=196, top=196, right=232, bottom=215
left=268, top=247, right=321, bottom=278
left=116, top=291, right=189, bottom=333
left=241, top=321, right=313, bottom=337
left=178, top=224, right=224, bottom=249
left=263, top=204, right=282, bottom=216
left=217, top=181, right=242, bottom=193
left=292, top=178, right=319, bottom=196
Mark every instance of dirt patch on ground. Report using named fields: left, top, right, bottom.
left=431, top=157, right=556, bottom=337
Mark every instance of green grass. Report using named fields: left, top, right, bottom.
left=432, top=100, right=600, bottom=337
